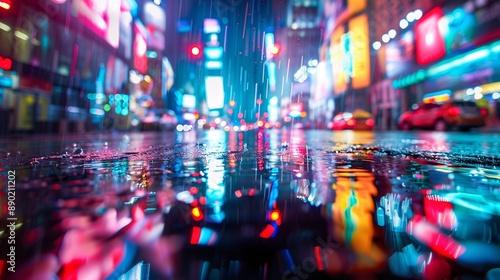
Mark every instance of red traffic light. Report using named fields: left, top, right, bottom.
left=271, top=45, right=280, bottom=55
left=190, top=46, right=201, bottom=57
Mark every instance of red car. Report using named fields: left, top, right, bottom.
left=398, top=101, right=488, bottom=131
left=331, top=110, right=375, bottom=130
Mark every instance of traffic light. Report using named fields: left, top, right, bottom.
left=265, top=33, right=281, bottom=60
left=188, top=44, right=202, bottom=60
left=190, top=46, right=201, bottom=56
left=271, top=44, right=281, bottom=56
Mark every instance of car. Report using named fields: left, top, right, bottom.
left=138, top=111, right=159, bottom=131
left=331, top=110, right=375, bottom=130
left=159, top=110, right=179, bottom=131
left=201, top=117, right=226, bottom=130
left=398, top=101, right=488, bottom=131
left=138, top=110, right=179, bottom=131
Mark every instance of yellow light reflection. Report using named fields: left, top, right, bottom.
left=324, top=169, right=386, bottom=274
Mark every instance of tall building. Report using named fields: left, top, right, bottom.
left=317, top=0, right=372, bottom=127
left=0, top=0, right=176, bottom=134
left=278, top=0, right=321, bottom=128
left=0, top=0, right=138, bottom=134
left=170, top=0, right=275, bottom=124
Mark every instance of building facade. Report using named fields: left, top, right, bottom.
left=0, top=0, right=136, bottom=134
left=369, top=0, right=500, bottom=129
left=314, top=0, right=372, bottom=129
left=389, top=0, right=500, bottom=127
left=0, top=0, right=174, bottom=134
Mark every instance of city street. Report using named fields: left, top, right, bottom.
left=1, top=128, right=500, bottom=279
left=3, top=0, right=500, bottom=279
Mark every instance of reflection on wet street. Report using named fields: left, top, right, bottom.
left=1, top=130, right=500, bottom=279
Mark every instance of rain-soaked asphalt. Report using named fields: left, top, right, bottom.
left=1, top=129, right=500, bottom=280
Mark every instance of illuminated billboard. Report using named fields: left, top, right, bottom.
left=330, top=14, right=370, bottom=93
left=204, top=18, right=220, bottom=34
left=205, top=76, right=224, bottom=110
left=72, top=0, right=121, bottom=48
left=331, top=25, right=347, bottom=93
left=133, top=21, right=148, bottom=74
left=119, top=2, right=133, bottom=59
left=386, top=31, right=416, bottom=78
left=349, top=14, right=370, bottom=89
left=440, top=7, right=476, bottom=53
left=142, top=2, right=166, bottom=51
left=182, top=94, right=196, bottom=109
left=439, top=1, right=500, bottom=55
left=415, top=7, right=445, bottom=65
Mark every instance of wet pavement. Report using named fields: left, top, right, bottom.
left=1, top=129, right=500, bottom=279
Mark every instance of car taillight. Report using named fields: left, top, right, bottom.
left=480, top=108, right=488, bottom=116
left=448, top=107, right=461, bottom=116
left=366, top=119, right=374, bottom=127
left=347, top=119, right=356, bottom=126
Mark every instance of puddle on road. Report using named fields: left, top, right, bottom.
left=0, top=130, right=499, bottom=279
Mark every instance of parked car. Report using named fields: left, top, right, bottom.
left=159, top=110, right=179, bottom=131
left=398, top=101, right=488, bottom=131
left=331, top=110, right=375, bottom=130
left=138, top=110, right=179, bottom=131
left=139, top=111, right=159, bottom=131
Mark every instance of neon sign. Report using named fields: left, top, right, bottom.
left=133, top=21, right=148, bottom=74
left=330, top=14, right=370, bottom=91
left=415, top=7, right=446, bottom=65
left=0, top=56, right=12, bottom=71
